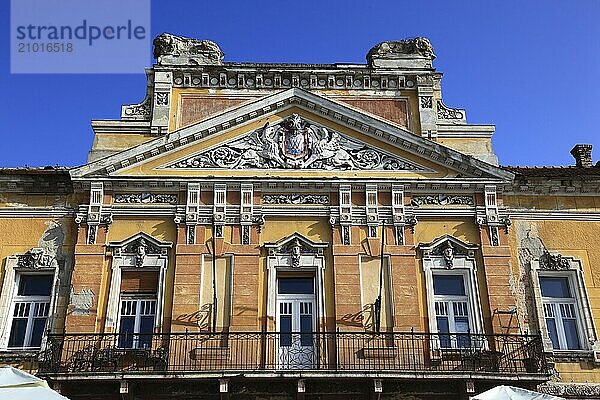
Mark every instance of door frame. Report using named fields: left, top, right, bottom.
left=265, top=233, right=328, bottom=332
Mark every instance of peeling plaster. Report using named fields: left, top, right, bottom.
left=70, top=288, right=94, bottom=316
left=513, top=220, right=548, bottom=335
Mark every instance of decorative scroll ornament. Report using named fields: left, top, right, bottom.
left=165, top=114, right=425, bottom=171
left=539, top=250, right=570, bottom=270
left=122, top=95, right=151, bottom=119
left=17, top=248, right=57, bottom=269
left=114, top=193, right=178, bottom=204
left=436, top=100, right=464, bottom=120
left=262, top=194, right=329, bottom=205
left=411, top=195, right=474, bottom=207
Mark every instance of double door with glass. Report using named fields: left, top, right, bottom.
left=276, top=277, right=316, bottom=369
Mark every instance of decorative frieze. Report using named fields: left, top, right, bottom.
left=114, top=193, right=178, bottom=204
left=165, top=114, right=425, bottom=171
left=538, top=382, right=600, bottom=398
left=262, top=194, right=329, bottom=205
left=411, top=194, right=474, bottom=206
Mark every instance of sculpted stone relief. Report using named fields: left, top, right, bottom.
left=367, top=38, right=436, bottom=60
left=411, top=194, right=474, bottom=206
left=166, top=114, right=425, bottom=171
left=262, top=194, right=329, bottom=205
left=114, top=193, right=178, bottom=204
left=153, top=33, right=223, bottom=65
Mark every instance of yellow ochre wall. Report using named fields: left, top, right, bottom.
left=507, top=217, right=600, bottom=383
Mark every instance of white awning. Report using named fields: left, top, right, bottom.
left=473, top=385, right=563, bottom=400
left=0, top=366, right=69, bottom=400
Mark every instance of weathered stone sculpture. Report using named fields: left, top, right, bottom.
left=153, top=33, right=224, bottom=65
left=367, top=37, right=435, bottom=68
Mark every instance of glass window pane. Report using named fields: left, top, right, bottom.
left=8, top=319, right=27, bottom=348
left=433, top=275, right=465, bottom=296
left=30, top=318, right=47, bottom=348
left=280, top=315, right=292, bottom=347
left=138, top=316, right=154, bottom=349
left=436, top=316, right=451, bottom=348
left=545, top=318, right=560, bottom=349
left=18, top=275, right=53, bottom=296
left=540, top=277, right=571, bottom=298
left=278, top=278, right=314, bottom=294
left=300, top=315, right=313, bottom=346
left=455, top=316, right=471, bottom=348
left=118, top=316, right=135, bottom=348
left=454, top=317, right=470, bottom=334
left=563, top=319, right=581, bottom=350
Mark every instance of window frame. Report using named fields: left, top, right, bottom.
left=106, top=233, right=172, bottom=332
left=117, top=294, right=157, bottom=349
left=531, top=256, right=597, bottom=353
left=419, top=236, right=484, bottom=349
left=0, top=251, right=59, bottom=351
left=6, top=273, right=54, bottom=350
left=431, top=270, right=476, bottom=348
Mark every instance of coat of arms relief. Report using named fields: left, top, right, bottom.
left=165, top=114, right=426, bottom=171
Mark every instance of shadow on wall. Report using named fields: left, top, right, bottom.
left=174, top=304, right=212, bottom=328
left=337, top=304, right=370, bottom=328
left=451, top=221, right=481, bottom=244
left=307, top=221, right=330, bottom=242
left=151, top=221, right=174, bottom=242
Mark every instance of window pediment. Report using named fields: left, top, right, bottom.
left=419, top=235, right=478, bottom=269
left=109, top=233, right=172, bottom=268
left=265, top=233, right=327, bottom=268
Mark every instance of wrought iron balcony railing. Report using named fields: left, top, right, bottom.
left=39, top=331, right=548, bottom=376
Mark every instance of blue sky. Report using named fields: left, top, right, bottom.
left=1, top=0, right=599, bottom=167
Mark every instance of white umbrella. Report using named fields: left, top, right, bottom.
left=0, top=365, right=69, bottom=400
left=473, top=385, right=563, bottom=400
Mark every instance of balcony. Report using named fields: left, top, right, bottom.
left=39, top=332, right=548, bottom=379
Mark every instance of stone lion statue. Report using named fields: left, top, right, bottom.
left=153, top=33, right=224, bottom=65
left=367, top=37, right=436, bottom=60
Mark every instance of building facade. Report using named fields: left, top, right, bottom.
left=0, top=34, right=599, bottom=399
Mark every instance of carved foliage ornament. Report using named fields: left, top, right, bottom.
left=166, top=114, right=424, bottom=171
left=538, top=250, right=571, bottom=270
left=16, top=248, right=57, bottom=269
left=538, top=383, right=600, bottom=397
left=262, top=194, right=329, bottom=205
left=114, top=193, right=178, bottom=205
left=411, top=195, right=474, bottom=207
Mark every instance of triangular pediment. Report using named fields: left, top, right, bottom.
left=161, top=113, right=431, bottom=172
left=70, top=88, right=513, bottom=181
left=418, top=235, right=479, bottom=255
